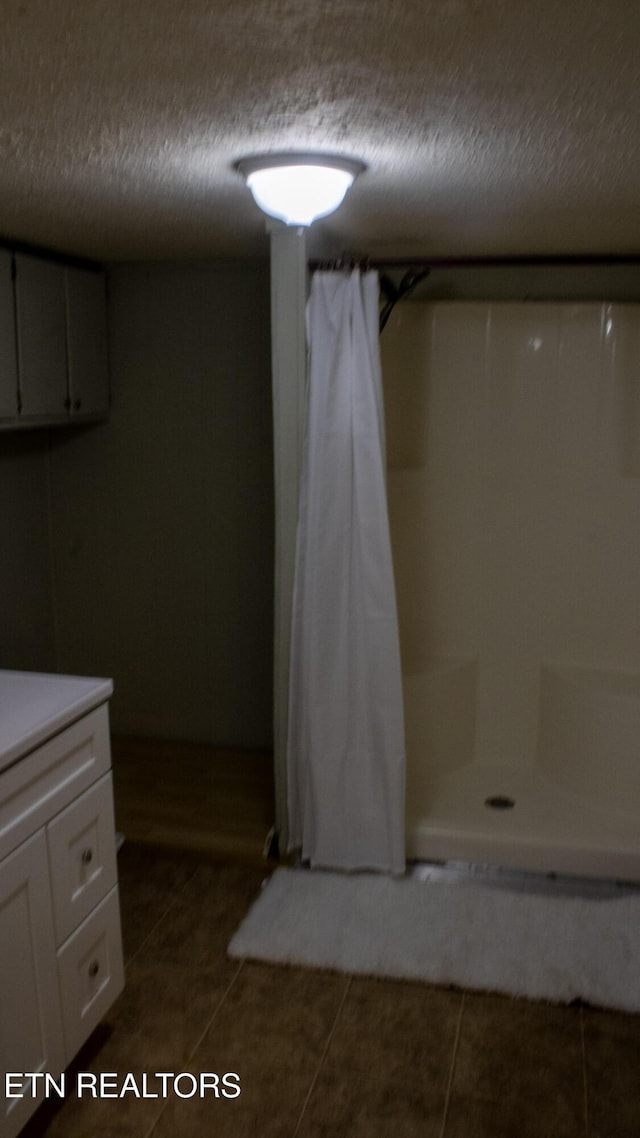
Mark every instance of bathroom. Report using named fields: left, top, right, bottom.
left=2, top=253, right=640, bottom=1138
left=2, top=3, right=640, bottom=1137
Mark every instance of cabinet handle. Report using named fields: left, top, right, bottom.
left=81, top=847, right=93, bottom=864
left=88, top=960, right=100, bottom=978
left=74, top=398, right=82, bottom=411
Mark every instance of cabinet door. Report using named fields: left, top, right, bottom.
left=65, top=267, right=109, bottom=418
left=0, top=831, right=65, bottom=1138
left=14, top=254, right=68, bottom=420
left=0, top=251, right=18, bottom=421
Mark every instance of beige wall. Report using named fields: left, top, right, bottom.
left=0, top=260, right=274, bottom=749
left=384, top=300, right=640, bottom=767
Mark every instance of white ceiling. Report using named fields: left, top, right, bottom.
left=3, top=0, right=640, bottom=262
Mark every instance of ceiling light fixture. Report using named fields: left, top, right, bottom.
left=235, top=152, right=365, bottom=227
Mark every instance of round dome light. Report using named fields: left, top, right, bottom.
left=235, top=153, right=365, bottom=227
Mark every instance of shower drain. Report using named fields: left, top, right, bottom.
left=484, top=795, right=516, bottom=810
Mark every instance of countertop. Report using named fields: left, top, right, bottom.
left=0, top=670, right=113, bottom=774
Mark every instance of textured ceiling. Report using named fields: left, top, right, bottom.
left=2, top=0, right=640, bottom=261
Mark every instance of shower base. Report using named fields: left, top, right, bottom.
left=406, top=762, right=640, bottom=883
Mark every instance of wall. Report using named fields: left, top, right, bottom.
left=0, top=433, right=56, bottom=670
left=384, top=300, right=640, bottom=750
left=0, top=259, right=274, bottom=749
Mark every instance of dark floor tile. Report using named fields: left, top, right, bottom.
left=296, top=1064, right=446, bottom=1138
left=179, top=859, right=270, bottom=911
left=137, top=858, right=269, bottom=971
left=141, top=893, right=247, bottom=970
left=142, top=906, right=244, bottom=974
left=325, top=976, right=462, bottom=1090
left=85, top=1023, right=183, bottom=1082
left=446, top=993, right=586, bottom=1138
left=26, top=839, right=632, bottom=1138
left=584, top=1007, right=640, bottom=1138
left=444, top=1093, right=582, bottom=1138
left=18, top=1087, right=108, bottom=1138
left=194, top=961, right=349, bottom=1078
left=117, top=840, right=198, bottom=886
left=17, top=1030, right=169, bottom=1138
left=104, top=956, right=235, bottom=1066
left=116, top=842, right=199, bottom=961
left=150, top=1061, right=311, bottom=1138
left=47, top=1093, right=164, bottom=1138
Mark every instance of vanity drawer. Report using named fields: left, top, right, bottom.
left=47, top=773, right=118, bottom=946
left=57, top=885, right=124, bottom=1062
left=0, top=705, right=111, bottom=861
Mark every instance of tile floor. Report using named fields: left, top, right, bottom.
left=110, top=735, right=275, bottom=863
left=21, top=841, right=640, bottom=1138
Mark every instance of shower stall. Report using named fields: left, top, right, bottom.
left=381, top=300, right=640, bottom=881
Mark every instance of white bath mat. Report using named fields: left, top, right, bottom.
left=228, top=867, right=640, bottom=1012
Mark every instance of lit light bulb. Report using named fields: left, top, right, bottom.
left=235, top=153, right=365, bottom=227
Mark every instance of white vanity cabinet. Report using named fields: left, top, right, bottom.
left=0, top=673, right=124, bottom=1138
left=0, top=831, right=65, bottom=1138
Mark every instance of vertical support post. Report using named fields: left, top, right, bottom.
left=269, top=224, right=308, bottom=853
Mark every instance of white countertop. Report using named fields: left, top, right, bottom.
left=0, top=670, right=113, bottom=773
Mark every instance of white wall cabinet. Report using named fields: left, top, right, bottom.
left=0, top=251, right=109, bottom=429
left=0, top=680, right=123, bottom=1138
left=14, top=255, right=68, bottom=421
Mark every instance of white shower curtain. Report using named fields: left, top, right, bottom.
left=287, top=269, right=405, bottom=874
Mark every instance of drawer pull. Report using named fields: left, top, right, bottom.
left=81, top=847, right=94, bottom=865
left=88, top=960, right=100, bottom=978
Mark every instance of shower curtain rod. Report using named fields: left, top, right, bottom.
left=309, top=253, right=640, bottom=332
left=308, top=253, right=640, bottom=272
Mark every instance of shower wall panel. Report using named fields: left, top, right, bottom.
left=382, top=302, right=640, bottom=877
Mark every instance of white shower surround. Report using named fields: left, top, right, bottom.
left=381, top=301, right=640, bottom=882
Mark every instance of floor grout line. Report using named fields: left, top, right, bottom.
left=438, top=991, right=465, bottom=1138
left=139, top=951, right=246, bottom=1138
left=119, top=856, right=201, bottom=969
left=142, top=1102, right=169, bottom=1138
left=122, top=901, right=181, bottom=969
left=116, top=848, right=255, bottom=1138
left=186, top=959, right=245, bottom=1064
left=291, top=976, right=353, bottom=1138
